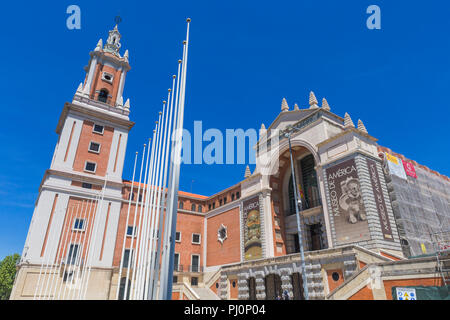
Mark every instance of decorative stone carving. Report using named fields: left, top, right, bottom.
left=309, top=91, right=319, bottom=109
left=344, top=112, right=355, bottom=128
left=357, top=119, right=368, bottom=134
left=322, top=98, right=330, bottom=111
left=281, top=98, right=289, bottom=112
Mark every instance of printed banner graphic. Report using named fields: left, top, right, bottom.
left=402, top=160, right=417, bottom=179
left=385, top=153, right=407, bottom=180
left=243, top=196, right=262, bottom=260
left=366, top=159, right=394, bottom=241
left=325, top=158, right=370, bottom=245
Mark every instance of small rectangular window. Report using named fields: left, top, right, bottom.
left=198, top=205, right=202, bottom=213
left=127, top=226, right=136, bottom=237
left=192, top=233, right=201, bottom=244
left=84, top=161, right=97, bottom=173
left=175, top=231, right=181, bottom=242
left=82, top=183, right=92, bottom=189
left=93, top=124, right=104, bottom=134
left=67, top=244, right=80, bottom=265
left=88, top=141, right=101, bottom=153
left=122, top=249, right=133, bottom=268
left=173, top=276, right=178, bottom=284
left=174, top=253, right=180, bottom=271
left=191, top=277, right=198, bottom=286
left=73, top=218, right=85, bottom=231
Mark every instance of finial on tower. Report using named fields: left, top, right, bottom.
left=124, top=98, right=130, bottom=110
left=294, top=103, right=300, bottom=111
left=344, top=112, right=355, bottom=128
left=281, top=98, right=289, bottom=112
left=244, top=165, right=251, bottom=178
left=95, top=39, right=103, bottom=52
left=309, top=91, right=319, bottom=109
left=104, top=18, right=122, bottom=56
left=357, top=119, right=368, bottom=134
left=322, top=98, right=330, bottom=111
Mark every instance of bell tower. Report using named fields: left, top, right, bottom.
left=14, top=23, right=135, bottom=299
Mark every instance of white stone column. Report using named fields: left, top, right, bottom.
left=83, top=56, right=98, bottom=96
left=316, top=165, right=333, bottom=248
left=117, top=69, right=127, bottom=103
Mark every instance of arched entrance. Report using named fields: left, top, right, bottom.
left=290, top=272, right=305, bottom=300
left=248, top=277, right=256, bottom=300
left=264, top=274, right=282, bottom=300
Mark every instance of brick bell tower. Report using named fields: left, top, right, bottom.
left=13, top=24, right=134, bottom=299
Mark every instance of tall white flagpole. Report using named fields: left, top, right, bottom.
left=115, top=151, right=138, bottom=299
left=128, top=142, right=150, bottom=299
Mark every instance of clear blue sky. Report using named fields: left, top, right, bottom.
left=0, top=0, right=449, bottom=259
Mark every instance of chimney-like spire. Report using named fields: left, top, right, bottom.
left=76, top=82, right=83, bottom=93
left=281, top=98, right=289, bottom=112
left=357, top=119, right=368, bottom=134
left=344, top=112, right=355, bottom=128
left=124, top=49, right=129, bottom=62
left=117, top=96, right=124, bottom=107
left=124, top=98, right=130, bottom=110
left=309, top=91, right=319, bottom=109
left=261, top=123, right=266, bottom=130
left=95, top=39, right=103, bottom=52
left=322, top=98, right=330, bottom=111
left=294, top=103, right=299, bottom=111
left=244, top=165, right=251, bottom=178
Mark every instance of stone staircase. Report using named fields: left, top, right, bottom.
left=191, top=287, right=220, bottom=300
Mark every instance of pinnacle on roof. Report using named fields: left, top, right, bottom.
left=281, top=98, right=289, bottom=112
left=357, top=119, right=368, bottom=134
left=294, top=103, right=300, bottom=111
left=344, top=112, right=355, bottom=128
left=309, top=91, right=319, bottom=109
left=322, top=98, right=330, bottom=111
left=244, top=165, right=251, bottom=178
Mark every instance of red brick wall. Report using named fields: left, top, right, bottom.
left=327, top=269, right=344, bottom=293
left=349, top=285, right=374, bottom=300
left=206, top=207, right=241, bottom=267
left=174, top=212, right=204, bottom=269
left=73, top=120, right=114, bottom=177
left=384, top=277, right=442, bottom=300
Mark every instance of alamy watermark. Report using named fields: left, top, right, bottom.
left=66, top=5, right=81, bottom=30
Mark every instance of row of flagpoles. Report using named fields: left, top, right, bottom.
left=32, top=18, right=190, bottom=300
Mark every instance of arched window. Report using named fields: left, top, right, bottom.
left=198, top=205, right=202, bottom=213
left=191, top=203, right=196, bottom=211
left=179, top=201, right=184, bottom=209
left=98, top=89, right=109, bottom=103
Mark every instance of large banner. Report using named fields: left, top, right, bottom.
left=402, top=159, right=417, bottom=179
left=243, top=196, right=262, bottom=261
left=367, top=159, right=394, bottom=241
left=326, top=158, right=370, bottom=244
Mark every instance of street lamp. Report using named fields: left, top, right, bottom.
left=284, top=130, right=309, bottom=300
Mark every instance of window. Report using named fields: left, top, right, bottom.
left=236, top=192, right=240, bottom=199
left=173, top=276, right=178, bottom=284
left=122, top=249, right=133, bottom=268
left=66, top=244, right=80, bottom=265
left=198, top=205, right=202, bottom=213
left=231, top=194, right=235, bottom=201
left=331, top=272, right=340, bottom=282
left=88, top=141, right=101, bottom=153
left=174, top=253, right=180, bottom=271
left=93, top=124, right=104, bottom=134
left=73, top=218, right=85, bottom=231
left=232, top=281, right=236, bottom=288
left=138, top=194, right=143, bottom=202
left=223, top=197, right=227, bottom=204
left=129, top=192, right=135, bottom=201
left=98, top=89, right=109, bottom=103
left=192, top=233, right=201, bottom=244
left=215, top=282, right=219, bottom=289
left=102, top=72, right=114, bottom=83
left=208, top=204, right=211, bottom=211
left=212, top=202, right=215, bottom=209
left=191, top=277, right=198, bottom=286
left=191, top=255, right=200, bottom=272
left=82, top=183, right=92, bottom=189
left=219, top=199, right=222, bottom=206
left=191, top=203, right=196, bottom=211
left=175, top=231, right=181, bottom=242
left=179, top=201, right=184, bottom=209
left=84, top=161, right=97, bottom=173
left=218, top=224, right=227, bottom=244
left=126, top=226, right=136, bottom=237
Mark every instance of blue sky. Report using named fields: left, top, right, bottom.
left=0, top=0, right=449, bottom=259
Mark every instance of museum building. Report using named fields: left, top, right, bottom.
left=10, top=25, right=450, bottom=300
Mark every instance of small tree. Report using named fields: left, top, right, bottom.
left=0, top=253, right=20, bottom=300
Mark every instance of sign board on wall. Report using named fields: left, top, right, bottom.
left=396, top=287, right=417, bottom=300
left=385, top=153, right=407, bottom=180
left=325, top=158, right=370, bottom=245
left=402, top=160, right=417, bottom=179
left=242, top=196, right=262, bottom=261
left=366, top=159, right=394, bottom=242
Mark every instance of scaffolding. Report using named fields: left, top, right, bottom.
left=384, top=161, right=450, bottom=257
left=431, top=230, right=450, bottom=286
